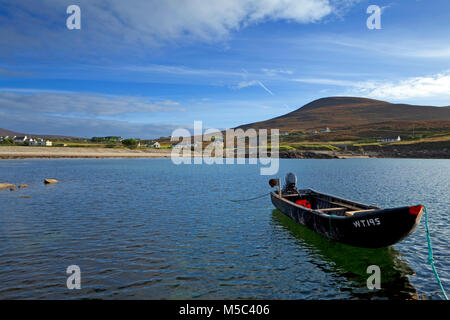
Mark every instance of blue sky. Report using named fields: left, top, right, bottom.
left=0, top=0, right=449, bottom=138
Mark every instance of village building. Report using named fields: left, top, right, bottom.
left=29, top=139, right=52, bottom=146
left=377, top=136, right=401, bottom=143
left=13, top=136, right=28, bottom=144
left=172, top=142, right=198, bottom=149
left=148, top=141, right=161, bottom=148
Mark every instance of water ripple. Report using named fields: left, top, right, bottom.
left=0, top=158, right=448, bottom=299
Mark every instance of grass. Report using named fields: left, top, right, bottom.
left=289, top=143, right=340, bottom=151
left=353, top=142, right=383, bottom=147
left=279, top=145, right=296, bottom=151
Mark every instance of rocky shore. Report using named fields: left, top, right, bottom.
left=354, top=141, right=450, bottom=159
left=279, top=150, right=339, bottom=159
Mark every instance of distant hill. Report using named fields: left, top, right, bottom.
left=237, top=97, right=450, bottom=131
left=0, top=128, right=77, bottom=140
left=0, top=128, right=26, bottom=137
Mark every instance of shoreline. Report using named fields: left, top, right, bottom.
left=0, top=146, right=448, bottom=160
left=0, top=146, right=172, bottom=159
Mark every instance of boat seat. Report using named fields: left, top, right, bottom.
left=318, top=207, right=346, bottom=212
left=330, top=201, right=361, bottom=211
left=345, top=209, right=376, bottom=216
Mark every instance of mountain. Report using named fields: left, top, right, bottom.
left=237, top=97, right=450, bottom=131
left=0, top=128, right=26, bottom=137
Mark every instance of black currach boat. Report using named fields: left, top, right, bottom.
left=270, top=173, right=424, bottom=248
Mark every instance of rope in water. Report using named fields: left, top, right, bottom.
left=423, top=205, right=448, bottom=300
left=328, top=214, right=334, bottom=244
left=228, top=192, right=271, bottom=202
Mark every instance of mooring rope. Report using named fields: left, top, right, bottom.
left=423, top=205, right=448, bottom=300
left=328, top=214, right=335, bottom=244
left=228, top=192, right=271, bottom=202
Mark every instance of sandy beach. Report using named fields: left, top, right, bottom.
left=0, top=146, right=173, bottom=159
left=0, top=146, right=370, bottom=160
left=2, top=146, right=445, bottom=159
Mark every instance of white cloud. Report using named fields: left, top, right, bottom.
left=106, top=0, right=334, bottom=41
left=0, top=0, right=350, bottom=51
left=293, top=71, right=450, bottom=101
left=353, top=71, right=450, bottom=100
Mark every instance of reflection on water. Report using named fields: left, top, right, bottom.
left=272, top=210, right=421, bottom=299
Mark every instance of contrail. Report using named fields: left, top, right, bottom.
left=257, top=80, right=274, bottom=96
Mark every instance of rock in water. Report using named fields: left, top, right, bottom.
left=0, top=183, right=15, bottom=190
left=9, top=187, right=17, bottom=191
left=18, top=184, right=29, bottom=188
left=44, top=179, right=59, bottom=184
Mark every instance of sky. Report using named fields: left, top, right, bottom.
left=0, top=0, right=449, bottom=138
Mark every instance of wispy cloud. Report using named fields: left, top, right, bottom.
left=261, top=68, right=294, bottom=76
left=292, top=77, right=356, bottom=86
left=235, top=80, right=274, bottom=95
left=0, top=67, right=36, bottom=77
left=0, top=110, right=188, bottom=138
left=118, top=64, right=243, bottom=77
left=310, top=35, right=450, bottom=59
left=0, top=91, right=184, bottom=116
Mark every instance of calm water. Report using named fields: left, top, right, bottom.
left=0, top=158, right=448, bottom=300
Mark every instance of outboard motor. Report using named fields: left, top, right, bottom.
left=283, top=172, right=298, bottom=194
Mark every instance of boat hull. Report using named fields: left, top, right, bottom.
left=271, top=191, right=423, bottom=248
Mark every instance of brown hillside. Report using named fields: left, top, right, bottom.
left=238, top=97, right=450, bottom=131
left=0, top=128, right=25, bottom=137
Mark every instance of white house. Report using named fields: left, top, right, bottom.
left=30, top=139, right=52, bottom=146
left=172, top=142, right=197, bottom=149
left=13, top=136, right=28, bottom=143
left=148, top=141, right=160, bottom=148
left=377, top=136, right=401, bottom=143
